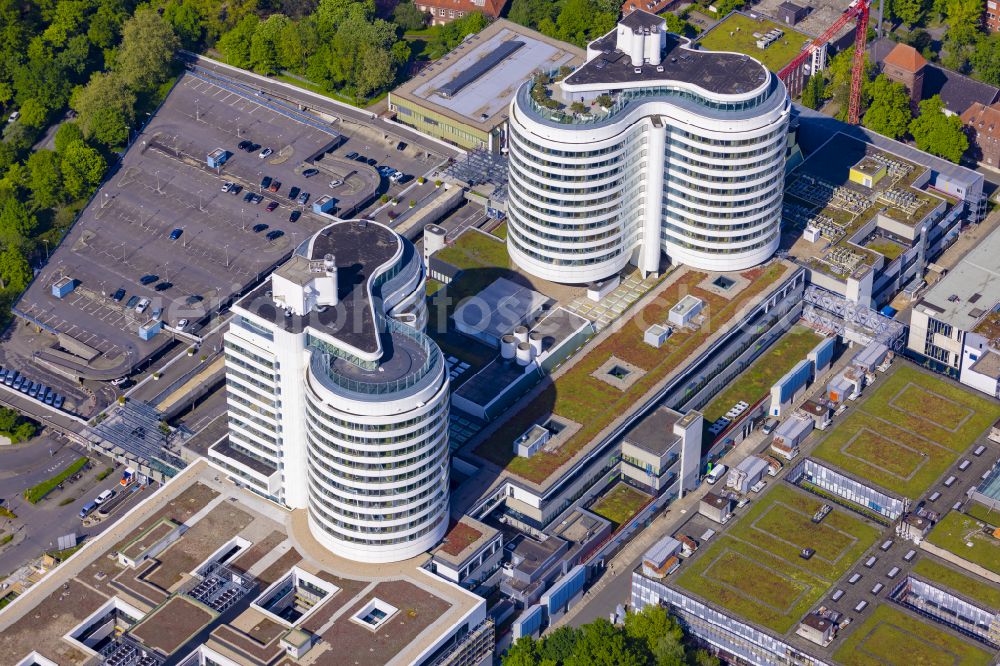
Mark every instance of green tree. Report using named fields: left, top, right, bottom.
left=801, top=75, right=824, bottom=109
left=509, top=0, right=559, bottom=30
left=662, top=12, right=693, bottom=36
left=0, top=196, right=38, bottom=245
left=393, top=1, right=429, bottom=31
left=26, top=149, right=63, bottom=208
left=162, top=0, right=205, bottom=49
left=250, top=14, right=291, bottom=75
left=426, top=12, right=488, bottom=59
left=71, top=71, right=136, bottom=148
left=862, top=74, right=912, bottom=139
left=969, top=33, right=1000, bottom=85
left=504, top=637, right=543, bottom=666
left=53, top=121, right=83, bottom=153
left=87, top=0, right=128, bottom=50
left=61, top=138, right=106, bottom=198
left=944, top=0, right=983, bottom=45
left=0, top=244, right=32, bottom=292
left=891, top=0, right=928, bottom=26
left=909, top=95, right=969, bottom=162
left=624, top=605, right=686, bottom=666
left=16, top=98, right=50, bottom=128
left=564, top=618, right=646, bottom=666
left=217, top=15, right=260, bottom=68
left=116, top=6, right=179, bottom=90
left=538, top=627, right=581, bottom=663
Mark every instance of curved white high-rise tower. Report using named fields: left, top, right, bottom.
left=506, top=10, right=790, bottom=283
left=217, top=220, right=449, bottom=563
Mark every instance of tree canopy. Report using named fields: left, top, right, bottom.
left=862, top=74, right=913, bottom=139
left=909, top=95, right=969, bottom=162
left=502, top=606, right=720, bottom=666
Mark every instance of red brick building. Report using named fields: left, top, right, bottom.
left=622, top=0, right=677, bottom=16
left=416, top=0, right=506, bottom=24
left=880, top=43, right=927, bottom=106
left=986, top=0, right=999, bottom=33
left=962, top=102, right=1000, bottom=168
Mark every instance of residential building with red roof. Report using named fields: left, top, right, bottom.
left=416, top=0, right=506, bottom=24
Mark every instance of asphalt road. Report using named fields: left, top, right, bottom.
left=0, top=437, right=154, bottom=577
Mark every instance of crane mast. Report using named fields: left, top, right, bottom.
left=776, top=0, right=872, bottom=124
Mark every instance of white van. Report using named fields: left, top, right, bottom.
left=95, top=489, right=115, bottom=505
left=705, top=464, right=727, bottom=484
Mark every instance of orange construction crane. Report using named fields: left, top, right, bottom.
left=777, top=0, right=871, bottom=124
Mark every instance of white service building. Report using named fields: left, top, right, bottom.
left=214, top=221, right=451, bottom=563
left=505, top=10, right=790, bottom=283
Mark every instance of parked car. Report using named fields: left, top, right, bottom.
left=328, top=179, right=343, bottom=188
left=151, top=307, right=162, bottom=320
left=125, top=295, right=139, bottom=309
left=302, top=168, right=319, bottom=177
left=176, top=319, right=189, bottom=331
left=366, top=157, right=377, bottom=166
left=268, top=180, right=281, bottom=193
left=94, top=489, right=115, bottom=505
left=248, top=142, right=261, bottom=153
left=29, top=382, right=40, bottom=397
left=252, top=223, right=269, bottom=233
left=297, top=192, right=310, bottom=205
left=243, top=191, right=255, bottom=202
left=79, top=501, right=98, bottom=519
left=221, top=181, right=233, bottom=193
left=44, top=389, right=55, bottom=405
left=354, top=154, right=367, bottom=162
left=169, top=228, right=183, bottom=240
left=396, top=141, right=407, bottom=151
left=252, top=193, right=264, bottom=204
left=266, top=230, right=284, bottom=240
left=288, top=186, right=301, bottom=200
left=112, top=288, right=126, bottom=301
left=266, top=201, right=279, bottom=212
left=135, top=298, right=150, bottom=314
left=260, top=176, right=272, bottom=189
left=139, top=274, right=158, bottom=285
left=229, top=184, right=243, bottom=195
left=237, top=140, right=251, bottom=151
left=289, top=210, right=301, bottom=223
left=8, top=110, right=20, bottom=123
left=345, top=151, right=359, bottom=160
left=259, top=147, right=273, bottom=159
left=53, top=395, right=65, bottom=409
left=389, top=171, right=404, bottom=184
left=154, top=282, right=172, bottom=291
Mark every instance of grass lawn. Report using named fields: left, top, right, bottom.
left=696, top=13, right=811, bottom=72
left=23, top=456, right=89, bottom=504
left=590, top=483, right=651, bottom=525
left=426, top=228, right=512, bottom=371
left=925, top=511, right=1000, bottom=576
left=701, top=326, right=823, bottom=424
left=433, top=229, right=509, bottom=271
left=810, top=365, right=1000, bottom=498
left=675, top=484, right=880, bottom=633
left=473, top=263, right=789, bottom=483
left=964, top=501, right=999, bottom=526
left=866, top=239, right=907, bottom=261
left=425, top=278, right=444, bottom=297
left=491, top=221, right=508, bottom=240
left=911, top=558, right=1000, bottom=610
left=833, top=604, right=994, bottom=666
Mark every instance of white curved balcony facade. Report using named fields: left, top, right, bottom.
left=506, top=22, right=790, bottom=283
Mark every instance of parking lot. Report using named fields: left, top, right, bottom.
left=14, top=72, right=360, bottom=378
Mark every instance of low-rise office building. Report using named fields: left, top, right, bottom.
left=907, top=223, right=1000, bottom=396
left=389, top=20, right=584, bottom=151
left=620, top=406, right=702, bottom=495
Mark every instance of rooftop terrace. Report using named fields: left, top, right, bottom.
left=784, top=133, right=950, bottom=280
